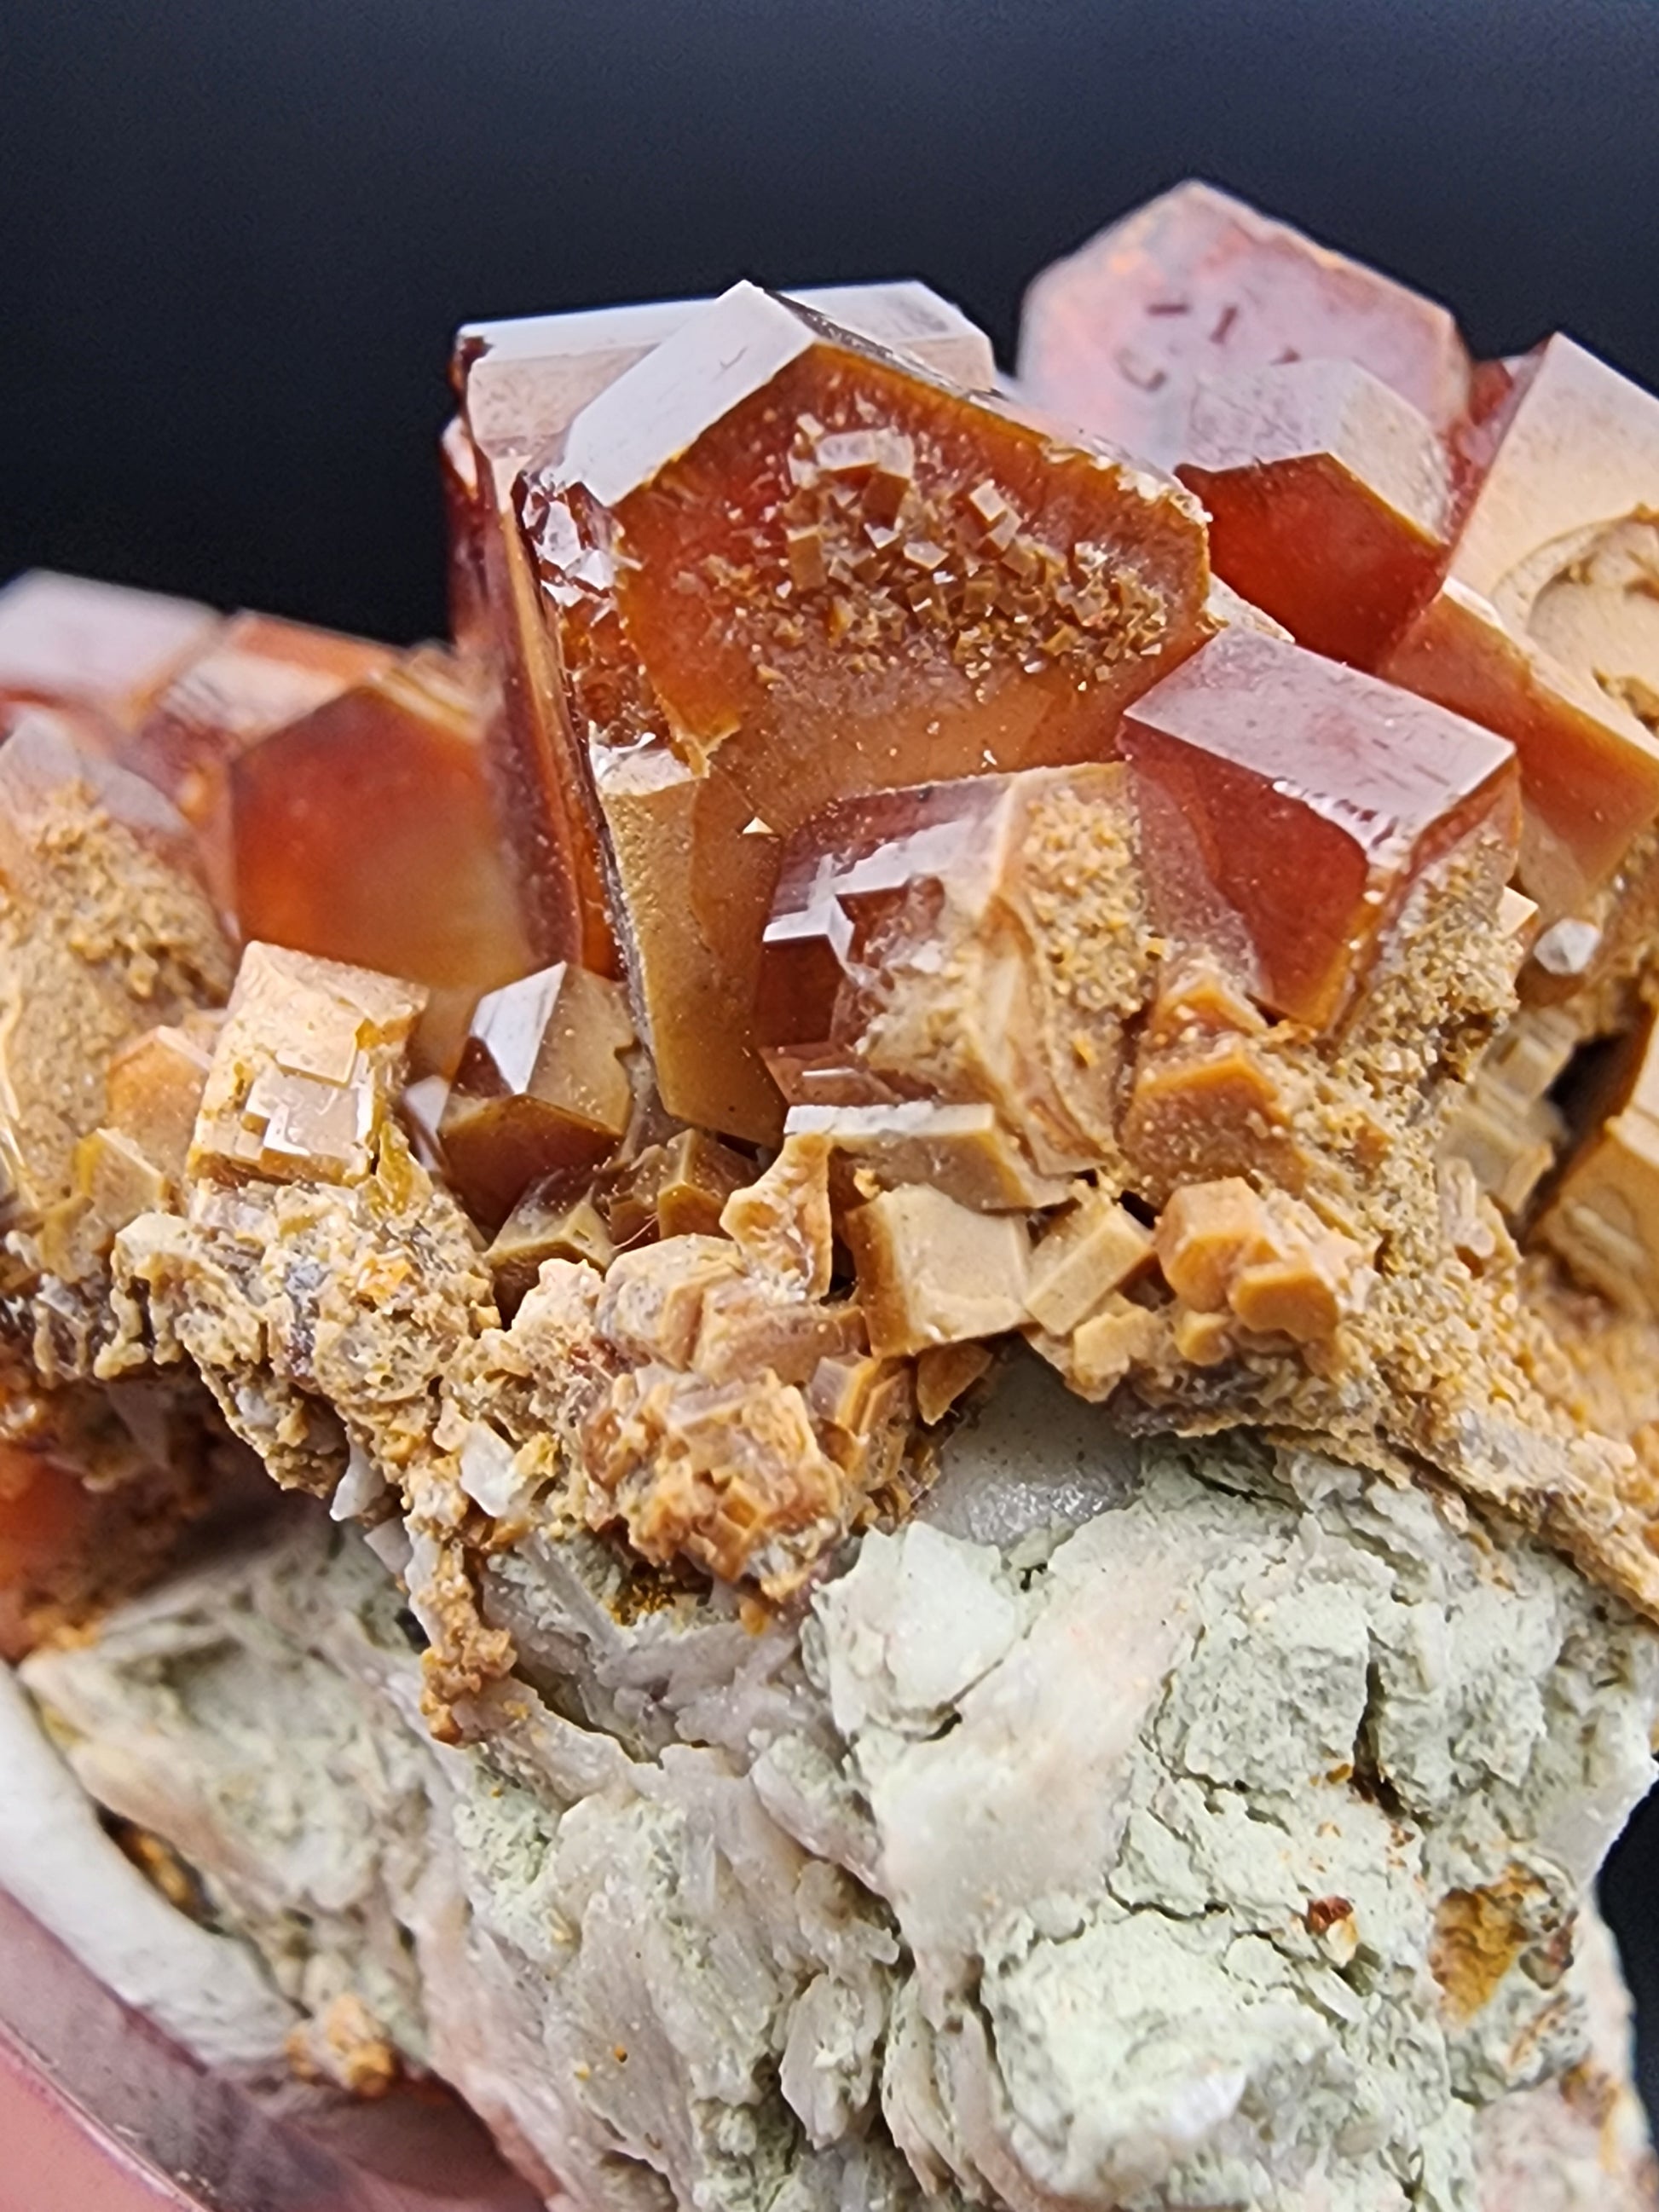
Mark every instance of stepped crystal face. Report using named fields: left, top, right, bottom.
left=15, top=188, right=1659, bottom=2212
left=518, top=280, right=1212, bottom=1140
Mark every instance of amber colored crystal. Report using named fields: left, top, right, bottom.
left=486, top=1180, right=616, bottom=1312
left=439, top=415, right=492, bottom=659
left=1537, top=1006, right=1659, bottom=1313
left=437, top=962, right=635, bottom=1229
left=225, top=648, right=533, bottom=1075
left=1381, top=335, right=1659, bottom=915
left=126, top=612, right=394, bottom=884
left=104, top=1022, right=217, bottom=1185
left=1176, top=359, right=1450, bottom=667
left=191, top=943, right=425, bottom=1189
left=1119, top=627, right=1521, bottom=1030
left=520, top=281, right=1211, bottom=1141
left=759, top=763, right=1147, bottom=1176
left=1018, top=181, right=1471, bottom=471
left=604, top=1128, right=753, bottom=1247
left=0, top=570, right=220, bottom=751
left=451, top=284, right=997, bottom=981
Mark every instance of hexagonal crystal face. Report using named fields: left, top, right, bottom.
left=519, top=280, right=1211, bottom=1141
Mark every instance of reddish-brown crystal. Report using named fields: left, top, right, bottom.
left=0, top=570, right=220, bottom=749
left=1018, top=181, right=1471, bottom=471
left=1381, top=335, right=1659, bottom=915
left=452, top=284, right=997, bottom=986
left=1176, top=359, right=1449, bottom=667
left=1119, top=627, right=1521, bottom=1029
left=520, top=281, right=1211, bottom=1141
left=226, top=649, right=533, bottom=1074
left=437, top=962, right=635, bottom=1228
left=126, top=612, right=395, bottom=882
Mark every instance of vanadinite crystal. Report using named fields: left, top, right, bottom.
left=518, top=280, right=1212, bottom=1140
left=126, top=614, right=529, bottom=1075
left=1018, top=180, right=1471, bottom=470
left=437, top=962, right=636, bottom=1228
left=1381, top=334, right=1659, bottom=915
left=450, top=281, right=994, bottom=983
left=1175, top=358, right=1450, bottom=667
left=1119, top=627, right=1520, bottom=1028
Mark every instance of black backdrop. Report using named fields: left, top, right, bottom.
left=8, top=0, right=1659, bottom=2116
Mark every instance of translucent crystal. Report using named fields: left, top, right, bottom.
left=520, top=281, right=1211, bottom=1140
left=1120, top=627, right=1521, bottom=1028
left=437, top=963, right=635, bottom=1228
left=1018, top=179, right=1471, bottom=471
left=1176, top=359, right=1449, bottom=667
left=1382, top=334, right=1659, bottom=914
left=223, top=648, right=533, bottom=1075
left=758, top=763, right=1146, bottom=1176
left=127, top=610, right=393, bottom=892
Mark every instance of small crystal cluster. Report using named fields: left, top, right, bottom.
left=8, top=182, right=1659, bottom=1672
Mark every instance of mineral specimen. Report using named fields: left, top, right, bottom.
left=517, top=280, right=1212, bottom=1140
left=1119, top=625, right=1521, bottom=1027
left=437, top=962, right=635, bottom=1229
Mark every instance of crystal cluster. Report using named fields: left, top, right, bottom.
left=9, top=185, right=1659, bottom=2212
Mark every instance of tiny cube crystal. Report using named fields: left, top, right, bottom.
left=1382, top=334, right=1659, bottom=914
left=1018, top=180, right=1470, bottom=471
left=191, top=944, right=425, bottom=1187
left=1176, top=358, right=1450, bottom=667
left=520, top=280, right=1211, bottom=1141
left=1119, top=627, right=1521, bottom=1028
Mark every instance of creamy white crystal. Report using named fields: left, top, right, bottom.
left=17, top=1383, right=1659, bottom=2212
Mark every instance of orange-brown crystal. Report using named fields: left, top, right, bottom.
left=1381, top=334, right=1659, bottom=915
left=1018, top=181, right=1471, bottom=471
left=227, top=650, right=533, bottom=1075
left=437, top=962, right=635, bottom=1229
left=1119, top=627, right=1521, bottom=1029
left=126, top=611, right=395, bottom=882
left=1176, top=359, right=1450, bottom=667
left=520, top=281, right=1211, bottom=1141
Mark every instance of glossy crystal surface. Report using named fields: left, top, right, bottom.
left=759, top=763, right=1142, bottom=1176
left=1018, top=180, right=1471, bottom=471
left=1177, top=358, right=1449, bottom=666
left=1382, top=334, right=1659, bottom=913
left=522, top=281, right=1211, bottom=1140
left=438, top=962, right=634, bottom=1228
left=127, top=611, right=394, bottom=884
left=226, top=649, right=533, bottom=1076
left=1119, top=627, right=1521, bottom=1027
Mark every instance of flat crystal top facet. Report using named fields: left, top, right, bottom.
left=522, top=284, right=1211, bottom=1139
left=456, top=280, right=995, bottom=493
left=1120, top=627, right=1520, bottom=1025
left=0, top=570, right=219, bottom=734
left=1018, top=179, right=1470, bottom=470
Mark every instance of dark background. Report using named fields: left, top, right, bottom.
left=8, top=0, right=1659, bottom=2111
